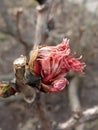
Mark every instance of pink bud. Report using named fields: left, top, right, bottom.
left=31, top=39, right=85, bottom=92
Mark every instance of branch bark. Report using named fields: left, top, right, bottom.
left=33, top=0, right=53, bottom=49
left=68, top=76, right=85, bottom=130
left=33, top=1, right=53, bottom=130
left=68, top=76, right=81, bottom=112
left=0, top=55, right=41, bottom=103
left=58, top=105, right=98, bottom=130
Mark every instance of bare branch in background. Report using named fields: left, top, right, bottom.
left=36, top=93, right=51, bottom=130
left=15, top=8, right=30, bottom=54
left=68, top=77, right=81, bottom=113
left=0, top=73, right=14, bottom=81
left=33, top=0, right=53, bottom=49
left=0, top=1, right=16, bottom=35
left=58, top=105, right=98, bottom=129
left=0, top=1, right=30, bottom=54
left=68, top=76, right=85, bottom=130
left=80, top=4, right=98, bottom=49
left=68, top=3, right=89, bottom=130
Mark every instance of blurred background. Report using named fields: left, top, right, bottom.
left=0, top=0, right=98, bottom=130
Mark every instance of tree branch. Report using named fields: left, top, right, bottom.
left=0, top=1, right=30, bottom=54
left=33, top=0, right=53, bottom=49
left=0, top=55, right=41, bottom=103
left=68, top=76, right=85, bottom=130
left=0, top=1, right=16, bottom=36
left=32, top=1, right=53, bottom=130
left=68, top=76, right=81, bottom=112
left=15, top=8, right=30, bottom=51
left=58, top=105, right=98, bottom=130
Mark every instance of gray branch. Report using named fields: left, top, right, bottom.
left=58, top=105, right=98, bottom=129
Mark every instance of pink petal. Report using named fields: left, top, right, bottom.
left=31, top=38, right=85, bottom=92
